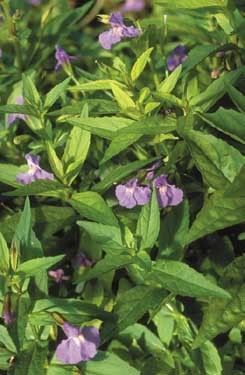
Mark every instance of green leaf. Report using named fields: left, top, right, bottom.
left=181, top=128, right=245, bottom=189
left=226, top=84, right=245, bottom=112
left=92, top=158, right=157, bottom=193
left=193, top=256, right=245, bottom=347
left=136, top=189, right=160, bottom=250
left=71, top=80, right=126, bottom=92
left=83, top=351, right=140, bottom=375
left=63, top=105, right=91, bottom=184
left=0, top=164, right=26, bottom=187
left=47, top=364, right=79, bottom=375
left=22, top=74, right=41, bottom=107
left=182, top=45, right=218, bottom=74
left=158, top=65, right=182, bottom=94
left=30, top=298, right=111, bottom=325
left=0, top=104, right=38, bottom=117
left=111, top=84, right=136, bottom=110
left=190, top=68, right=244, bottom=111
left=158, top=200, right=189, bottom=260
left=0, top=205, right=76, bottom=243
left=64, top=117, right=133, bottom=140
left=101, top=133, right=141, bottom=164
left=0, top=326, right=17, bottom=353
left=187, top=166, right=245, bottom=243
left=146, top=260, right=231, bottom=299
left=70, top=192, right=118, bottom=226
left=0, top=233, right=9, bottom=274
left=131, top=47, right=154, bottom=81
left=77, top=221, right=123, bottom=254
left=16, top=255, right=64, bottom=277
left=11, top=342, right=48, bottom=375
left=44, top=78, right=70, bottom=110
left=200, top=108, right=245, bottom=144
left=156, top=0, right=228, bottom=8
left=5, top=180, right=66, bottom=198
left=46, top=142, right=64, bottom=180
left=103, top=285, right=164, bottom=338
left=200, top=341, right=222, bottom=375
left=78, top=254, right=134, bottom=282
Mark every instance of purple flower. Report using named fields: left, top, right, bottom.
left=48, top=269, right=70, bottom=283
left=99, top=12, right=140, bottom=50
left=55, top=322, right=100, bottom=364
left=16, top=153, right=54, bottom=185
left=2, top=298, right=15, bottom=326
left=121, top=0, right=145, bottom=12
left=167, top=45, right=188, bottom=72
left=72, top=253, right=93, bottom=269
left=7, top=96, right=26, bottom=126
left=145, top=161, right=161, bottom=181
left=55, top=45, right=75, bottom=71
left=115, top=178, right=151, bottom=209
left=154, top=175, right=183, bottom=208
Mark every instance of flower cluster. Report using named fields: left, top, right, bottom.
left=115, top=167, right=183, bottom=209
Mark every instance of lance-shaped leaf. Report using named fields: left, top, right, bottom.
left=16, top=255, right=64, bottom=277
left=131, top=47, right=154, bottom=81
left=146, top=260, right=230, bottom=299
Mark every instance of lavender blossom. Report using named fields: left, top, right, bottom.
left=99, top=12, right=140, bottom=50
left=48, top=269, right=69, bottom=283
left=7, top=96, right=26, bottom=126
left=145, top=161, right=161, bottom=181
left=55, top=45, right=75, bottom=71
left=2, top=298, right=15, bottom=326
left=154, top=175, right=183, bottom=208
left=16, top=153, right=54, bottom=185
left=167, top=45, right=187, bottom=72
left=72, top=253, right=93, bottom=269
left=115, top=178, right=151, bottom=209
left=121, top=0, right=145, bottom=13
left=55, top=322, right=100, bottom=364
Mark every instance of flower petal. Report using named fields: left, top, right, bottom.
left=99, top=29, right=122, bottom=50
left=134, top=186, right=151, bottom=205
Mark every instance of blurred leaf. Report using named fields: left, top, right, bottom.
left=156, top=0, right=228, bottom=8
left=0, top=164, right=26, bottom=187
left=226, top=84, right=245, bottom=112
left=46, top=142, right=64, bottom=180
left=10, top=342, right=48, bottom=375
left=0, top=232, right=10, bottom=274
left=200, top=341, right=222, bottom=375
left=131, top=48, right=154, bottom=81
left=5, top=180, right=66, bottom=198
left=22, top=74, right=41, bottom=108
left=0, top=104, right=38, bottom=117
left=0, top=326, right=17, bottom=353
left=71, top=80, right=126, bottom=92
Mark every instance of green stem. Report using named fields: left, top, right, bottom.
left=80, top=0, right=105, bottom=28
left=1, top=0, right=23, bottom=72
